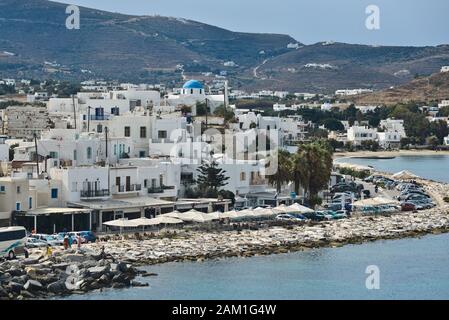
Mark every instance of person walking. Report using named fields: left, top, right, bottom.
left=63, top=234, right=69, bottom=250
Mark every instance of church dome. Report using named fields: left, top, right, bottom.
left=182, top=80, right=204, bottom=89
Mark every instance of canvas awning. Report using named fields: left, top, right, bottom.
left=103, top=218, right=139, bottom=228
left=392, top=170, right=419, bottom=180
left=287, top=203, right=314, bottom=214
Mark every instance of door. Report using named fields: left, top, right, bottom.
left=126, top=176, right=131, bottom=192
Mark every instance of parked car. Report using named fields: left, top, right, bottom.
left=26, top=237, right=48, bottom=248
left=30, top=234, right=63, bottom=247
left=401, top=202, right=416, bottom=212
left=276, top=214, right=304, bottom=222
left=67, top=232, right=88, bottom=244
left=79, top=231, right=96, bottom=243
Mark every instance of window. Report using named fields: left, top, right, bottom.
left=16, top=202, right=21, bottom=211
left=0, top=185, right=6, bottom=193
left=240, top=172, right=246, bottom=181
left=87, top=147, right=92, bottom=159
left=73, top=150, right=77, bottom=161
left=29, top=197, right=32, bottom=209
left=16, top=186, right=21, bottom=194
left=51, top=188, right=58, bottom=199
left=158, top=131, right=167, bottom=139
left=139, top=151, right=145, bottom=158
left=140, top=126, right=147, bottom=138
left=124, top=126, right=131, bottom=137
left=97, top=124, right=103, bottom=133
left=114, top=144, right=117, bottom=156
left=144, top=179, right=148, bottom=188
left=49, top=151, right=58, bottom=159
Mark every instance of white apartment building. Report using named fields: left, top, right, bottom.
left=377, top=131, right=402, bottom=149
left=347, top=126, right=378, bottom=146
left=0, top=135, right=8, bottom=162
left=355, top=105, right=380, bottom=114
left=438, top=100, right=449, bottom=108
left=335, top=89, right=373, bottom=96
left=441, top=66, right=449, bottom=73
left=5, top=106, right=50, bottom=140
left=379, top=119, right=406, bottom=137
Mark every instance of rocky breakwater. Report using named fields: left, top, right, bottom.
left=85, top=204, right=449, bottom=266
left=0, top=248, right=150, bottom=300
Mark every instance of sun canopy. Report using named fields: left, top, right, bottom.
left=103, top=218, right=139, bottom=228
left=392, top=170, right=419, bottom=180
left=287, top=203, right=314, bottom=214
left=352, top=197, right=399, bottom=207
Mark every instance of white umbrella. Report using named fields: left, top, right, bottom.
left=103, top=218, right=139, bottom=228
left=154, top=216, right=184, bottom=225
left=179, top=209, right=209, bottom=223
left=287, top=203, right=314, bottom=214
left=203, top=211, right=221, bottom=221
left=252, top=207, right=276, bottom=218
left=160, top=211, right=183, bottom=219
left=392, top=170, right=419, bottom=180
left=219, top=210, right=240, bottom=219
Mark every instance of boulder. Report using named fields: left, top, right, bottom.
left=7, top=282, right=23, bottom=294
left=24, top=280, right=43, bottom=291
left=22, top=258, right=39, bottom=265
left=87, top=266, right=108, bottom=279
left=65, top=275, right=83, bottom=291
left=47, top=281, right=68, bottom=294
left=131, top=281, right=149, bottom=287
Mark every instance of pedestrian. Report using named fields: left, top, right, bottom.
left=63, top=234, right=69, bottom=250
left=46, top=244, right=53, bottom=257
left=77, top=235, right=82, bottom=249
left=68, top=235, right=73, bottom=248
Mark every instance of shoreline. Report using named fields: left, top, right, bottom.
left=1, top=169, right=449, bottom=300
left=334, top=149, right=449, bottom=159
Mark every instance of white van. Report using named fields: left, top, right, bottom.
left=0, top=226, right=27, bottom=259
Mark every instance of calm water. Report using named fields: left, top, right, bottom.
left=65, top=155, right=449, bottom=300
left=335, top=155, right=449, bottom=183
left=66, top=233, right=449, bottom=300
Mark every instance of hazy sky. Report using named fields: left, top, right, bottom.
left=55, top=0, right=449, bottom=46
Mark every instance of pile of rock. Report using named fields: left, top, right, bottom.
left=0, top=248, right=147, bottom=300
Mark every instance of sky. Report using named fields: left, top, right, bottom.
left=54, top=0, right=449, bottom=46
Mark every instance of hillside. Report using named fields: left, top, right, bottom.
left=352, top=71, right=449, bottom=106
left=0, top=0, right=295, bottom=85
left=250, top=42, right=449, bottom=93
left=0, top=0, right=449, bottom=92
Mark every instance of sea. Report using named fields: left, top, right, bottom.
left=65, top=155, right=449, bottom=300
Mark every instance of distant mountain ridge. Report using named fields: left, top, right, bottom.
left=1, top=0, right=449, bottom=93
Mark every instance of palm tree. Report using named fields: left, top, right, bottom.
left=293, top=141, right=333, bottom=208
left=267, top=149, right=293, bottom=193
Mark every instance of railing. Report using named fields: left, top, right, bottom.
left=88, top=115, right=110, bottom=121
left=80, top=189, right=110, bottom=198
left=250, top=178, right=267, bottom=186
left=114, top=184, right=142, bottom=193
left=147, top=185, right=175, bottom=194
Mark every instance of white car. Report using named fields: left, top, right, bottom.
left=26, top=237, right=48, bottom=248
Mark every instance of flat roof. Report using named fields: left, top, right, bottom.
left=26, top=207, right=92, bottom=216
left=69, top=196, right=175, bottom=210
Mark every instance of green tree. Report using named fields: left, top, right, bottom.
left=9, top=143, right=19, bottom=161
left=322, top=118, right=344, bottom=131
left=429, top=120, right=449, bottom=144
left=213, top=105, right=235, bottom=122
left=267, top=149, right=293, bottom=193
left=292, top=142, right=333, bottom=208
left=426, top=135, right=440, bottom=149
left=196, top=160, right=230, bottom=194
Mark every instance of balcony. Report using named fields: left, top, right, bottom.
left=88, top=115, right=110, bottom=121
left=147, top=185, right=175, bottom=194
left=250, top=177, right=267, bottom=186
left=80, top=189, right=110, bottom=198
left=113, top=184, right=142, bottom=193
